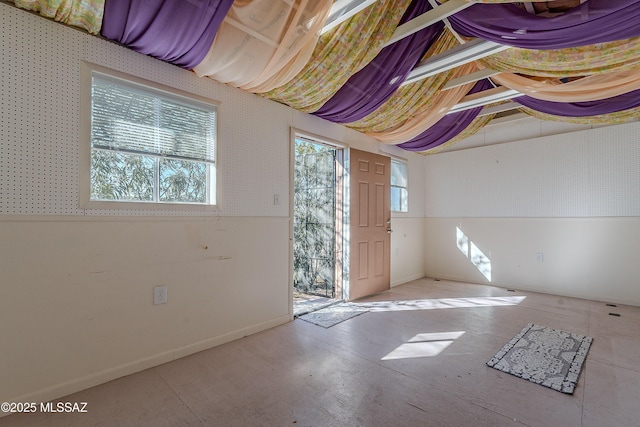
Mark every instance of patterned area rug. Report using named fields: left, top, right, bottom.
left=298, top=303, right=368, bottom=328
left=487, top=323, right=593, bottom=394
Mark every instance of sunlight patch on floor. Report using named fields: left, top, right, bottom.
left=354, top=295, right=526, bottom=312
left=382, top=331, right=466, bottom=360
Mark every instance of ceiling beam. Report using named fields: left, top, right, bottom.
left=448, top=87, right=523, bottom=114
left=443, top=69, right=502, bottom=90
left=321, top=0, right=378, bottom=35
left=478, top=101, right=522, bottom=117
left=383, top=0, right=473, bottom=47
left=402, top=39, right=509, bottom=86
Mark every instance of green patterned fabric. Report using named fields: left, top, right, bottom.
left=481, top=37, right=640, bottom=77
left=263, top=0, right=411, bottom=113
left=14, top=0, right=104, bottom=34
left=519, top=106, right=640, bottom=125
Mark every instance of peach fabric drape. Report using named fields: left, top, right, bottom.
left=492, top=70, right=640, bottom=102
left=14, top=0, right=104, bottom=34
left=193, top=0, right=333, bottom=93
left=481, top=37, right=640, bottom=77
left=263, top=0, right=411, bottom=113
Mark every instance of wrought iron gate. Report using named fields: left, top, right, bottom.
left=293, top=140, right=336, bottom=298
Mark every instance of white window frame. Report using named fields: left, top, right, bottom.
left=79, top=62, right=219, bottom=212
left=390, top=158, right=408, bottom=213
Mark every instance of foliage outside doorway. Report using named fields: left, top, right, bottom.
left=293, top=138, right=338, bottom=299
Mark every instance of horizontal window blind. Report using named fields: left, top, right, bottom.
left=91, top=73, right=216, bottom=162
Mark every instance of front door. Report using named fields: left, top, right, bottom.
left=349, top=149, right=391, bottom=300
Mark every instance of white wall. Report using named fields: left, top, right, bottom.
left=390, top=216, right=425, bottom=286
left=0, top=216, right=291, bottom=401
left=424, top=121, right=640, bottom=306
left=380, top=144, right=426, bottom=286
left=0, top=4, right=426, bottom=405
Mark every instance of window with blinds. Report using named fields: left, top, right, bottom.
left=89, top=72, right=217, bottom=204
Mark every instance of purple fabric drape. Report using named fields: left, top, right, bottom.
left=515, top=88, right=640, bottom=116
left=101, top=0, right=234, bottom=69
left=449, top=0, right=640, bottom=49
left=398, top=79, right=492, bottom=152
left=313, top=0, right=444, bottom=123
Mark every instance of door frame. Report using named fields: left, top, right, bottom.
left=289, top=128, right=349, bottom=318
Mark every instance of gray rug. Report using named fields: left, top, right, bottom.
left=299, top=303, right=368, bottom=328
left=487, top=323, right=593, bottom=394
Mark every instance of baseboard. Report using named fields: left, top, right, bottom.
left=426, top=273, right=640, bottom=308
left=2, top=314, right=290, bottom=416
left=391, top=273, right=426, bottom=288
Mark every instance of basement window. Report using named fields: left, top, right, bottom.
left=391, top=159, right=408, bottom=212
left=85, top=68, right=217, bottom=206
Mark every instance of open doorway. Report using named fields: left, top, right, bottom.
left=292, top=134, right=345, bottom=316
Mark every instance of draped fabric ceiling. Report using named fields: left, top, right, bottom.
left=14, top=0, right=640, bottom=154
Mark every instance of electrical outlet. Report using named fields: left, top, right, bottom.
left=273, top=194, right=280, bottom=206
left=535, top=252, right=544, bottom=263
left=153, top=285, right=168, bottom=305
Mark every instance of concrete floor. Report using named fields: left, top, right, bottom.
left=4, top=278, right=640, bottom=426
left=293, top=292, right=337, bottom=317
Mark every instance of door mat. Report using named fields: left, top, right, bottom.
left=487, top=323, right=593, bottom=394
left=293, top=296, right=337, bottom=317
left=298, top=303, right=368, bottom=328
